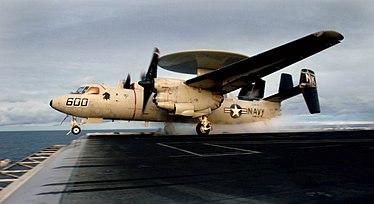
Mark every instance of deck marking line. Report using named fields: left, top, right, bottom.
left=296, top=144, right=342, bottom=149
left=203, top=143, right=261, bottom=154
left=200, top=152, right=258, bottom=157
left=157, top=143, right=203, bottom=157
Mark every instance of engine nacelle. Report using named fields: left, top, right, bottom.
left=154, top=78, right=223, bottom=117
left=157, top=101, right=175, bottom=110
left=175, top=103, right=195, bottom=116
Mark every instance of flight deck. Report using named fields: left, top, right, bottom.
left=1, top=130, right=374, bottom=203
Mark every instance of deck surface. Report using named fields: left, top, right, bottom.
left=2, top=130, right=374, bottom=203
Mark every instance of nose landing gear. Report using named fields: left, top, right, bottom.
left=196, top=115, right=211, bottom=135
left=70, top=117, right=81, bottom=135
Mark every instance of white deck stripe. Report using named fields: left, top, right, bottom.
left=157, top=143, right=203, bottom=157
left=157, top=142, right=261, bottom=157
left=203, top=143, right=261, bottom=154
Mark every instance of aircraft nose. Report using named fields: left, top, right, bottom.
left=49, top=99, right=53, bottom=108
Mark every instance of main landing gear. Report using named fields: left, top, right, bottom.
left=196, top=115, right=211, bottom=135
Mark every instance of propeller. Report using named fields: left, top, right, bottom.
left=140, top=70, right=146, bottom=81
left=60, top=115, right=69, bottom=125
left=138, top=48, right=159, bottom=112
left=123, top=73, right=131, bottom=89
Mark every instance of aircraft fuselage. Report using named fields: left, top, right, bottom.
left=50, top=83, right=281, bottom=125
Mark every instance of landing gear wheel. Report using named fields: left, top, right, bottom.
left=196, top=123, right=210, bottom=136
left=196, top=115, right=211, bottom=136
left=72, top=126, right=81, bottom=135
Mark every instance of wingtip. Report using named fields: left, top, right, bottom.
left=314, top=30, right=344, bottom=41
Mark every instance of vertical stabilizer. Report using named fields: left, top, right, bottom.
left=279, top=73, right=293, bottom=93
left=300, top=69, right=320, bottom=113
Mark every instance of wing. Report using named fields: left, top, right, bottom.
left=185, top=30, right=344, bottom=93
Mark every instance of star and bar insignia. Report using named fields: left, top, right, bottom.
left=224, top=104, right=247, bottom=118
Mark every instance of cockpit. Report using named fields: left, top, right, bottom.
left=71, top=86, right=100, bottom=95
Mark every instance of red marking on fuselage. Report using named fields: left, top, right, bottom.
left=132, top=89, right=137, bottom=120
left=224, top=107, right=231, bottom=113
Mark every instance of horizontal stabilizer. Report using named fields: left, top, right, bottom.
left=264, top=73, right=301, bottom=102
left=264, top=69, right=320, bottom=114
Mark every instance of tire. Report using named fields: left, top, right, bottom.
left=196, top=123, right=210, bottom=136
left=72, top=126, right=81, bottom=135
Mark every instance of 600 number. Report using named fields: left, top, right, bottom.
left=66, top=98, right=89, bottom=107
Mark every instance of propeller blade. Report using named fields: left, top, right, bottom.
left=146, top=47, right=159, bottom=79
left=140, top=70, right=146, bottom=81
left=123, top=73, right=131, bottom=89
left=60, top=115, right=69, bottom=125
left=142, top=89, right=153, bottom=112
left=138, top=48, right=160, bottom=112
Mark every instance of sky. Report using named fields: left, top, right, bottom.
left=0, top=0, right=373, bottom=132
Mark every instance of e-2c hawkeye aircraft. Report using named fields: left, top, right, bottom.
left=50, top=30, right=343, bottom=135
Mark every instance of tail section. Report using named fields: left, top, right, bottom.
left=299, top=69, right=320, bottom=113
left=264, top=69, right=320, bottom=114
left=279, top=73, right=293, bottom=93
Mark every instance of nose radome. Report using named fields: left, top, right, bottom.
left=49, top=99, right=53, bottom=107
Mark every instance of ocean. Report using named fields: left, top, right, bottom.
left=0, top=130, right=76, bottom=163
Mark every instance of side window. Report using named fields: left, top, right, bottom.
left=86, top=87, right=100, bottom=95
left=72, top=86, right=88, bottom=94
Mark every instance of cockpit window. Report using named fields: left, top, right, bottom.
left=72, top=86, right=89, bottom=94
left=86, top=87, right=100, bottom=94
